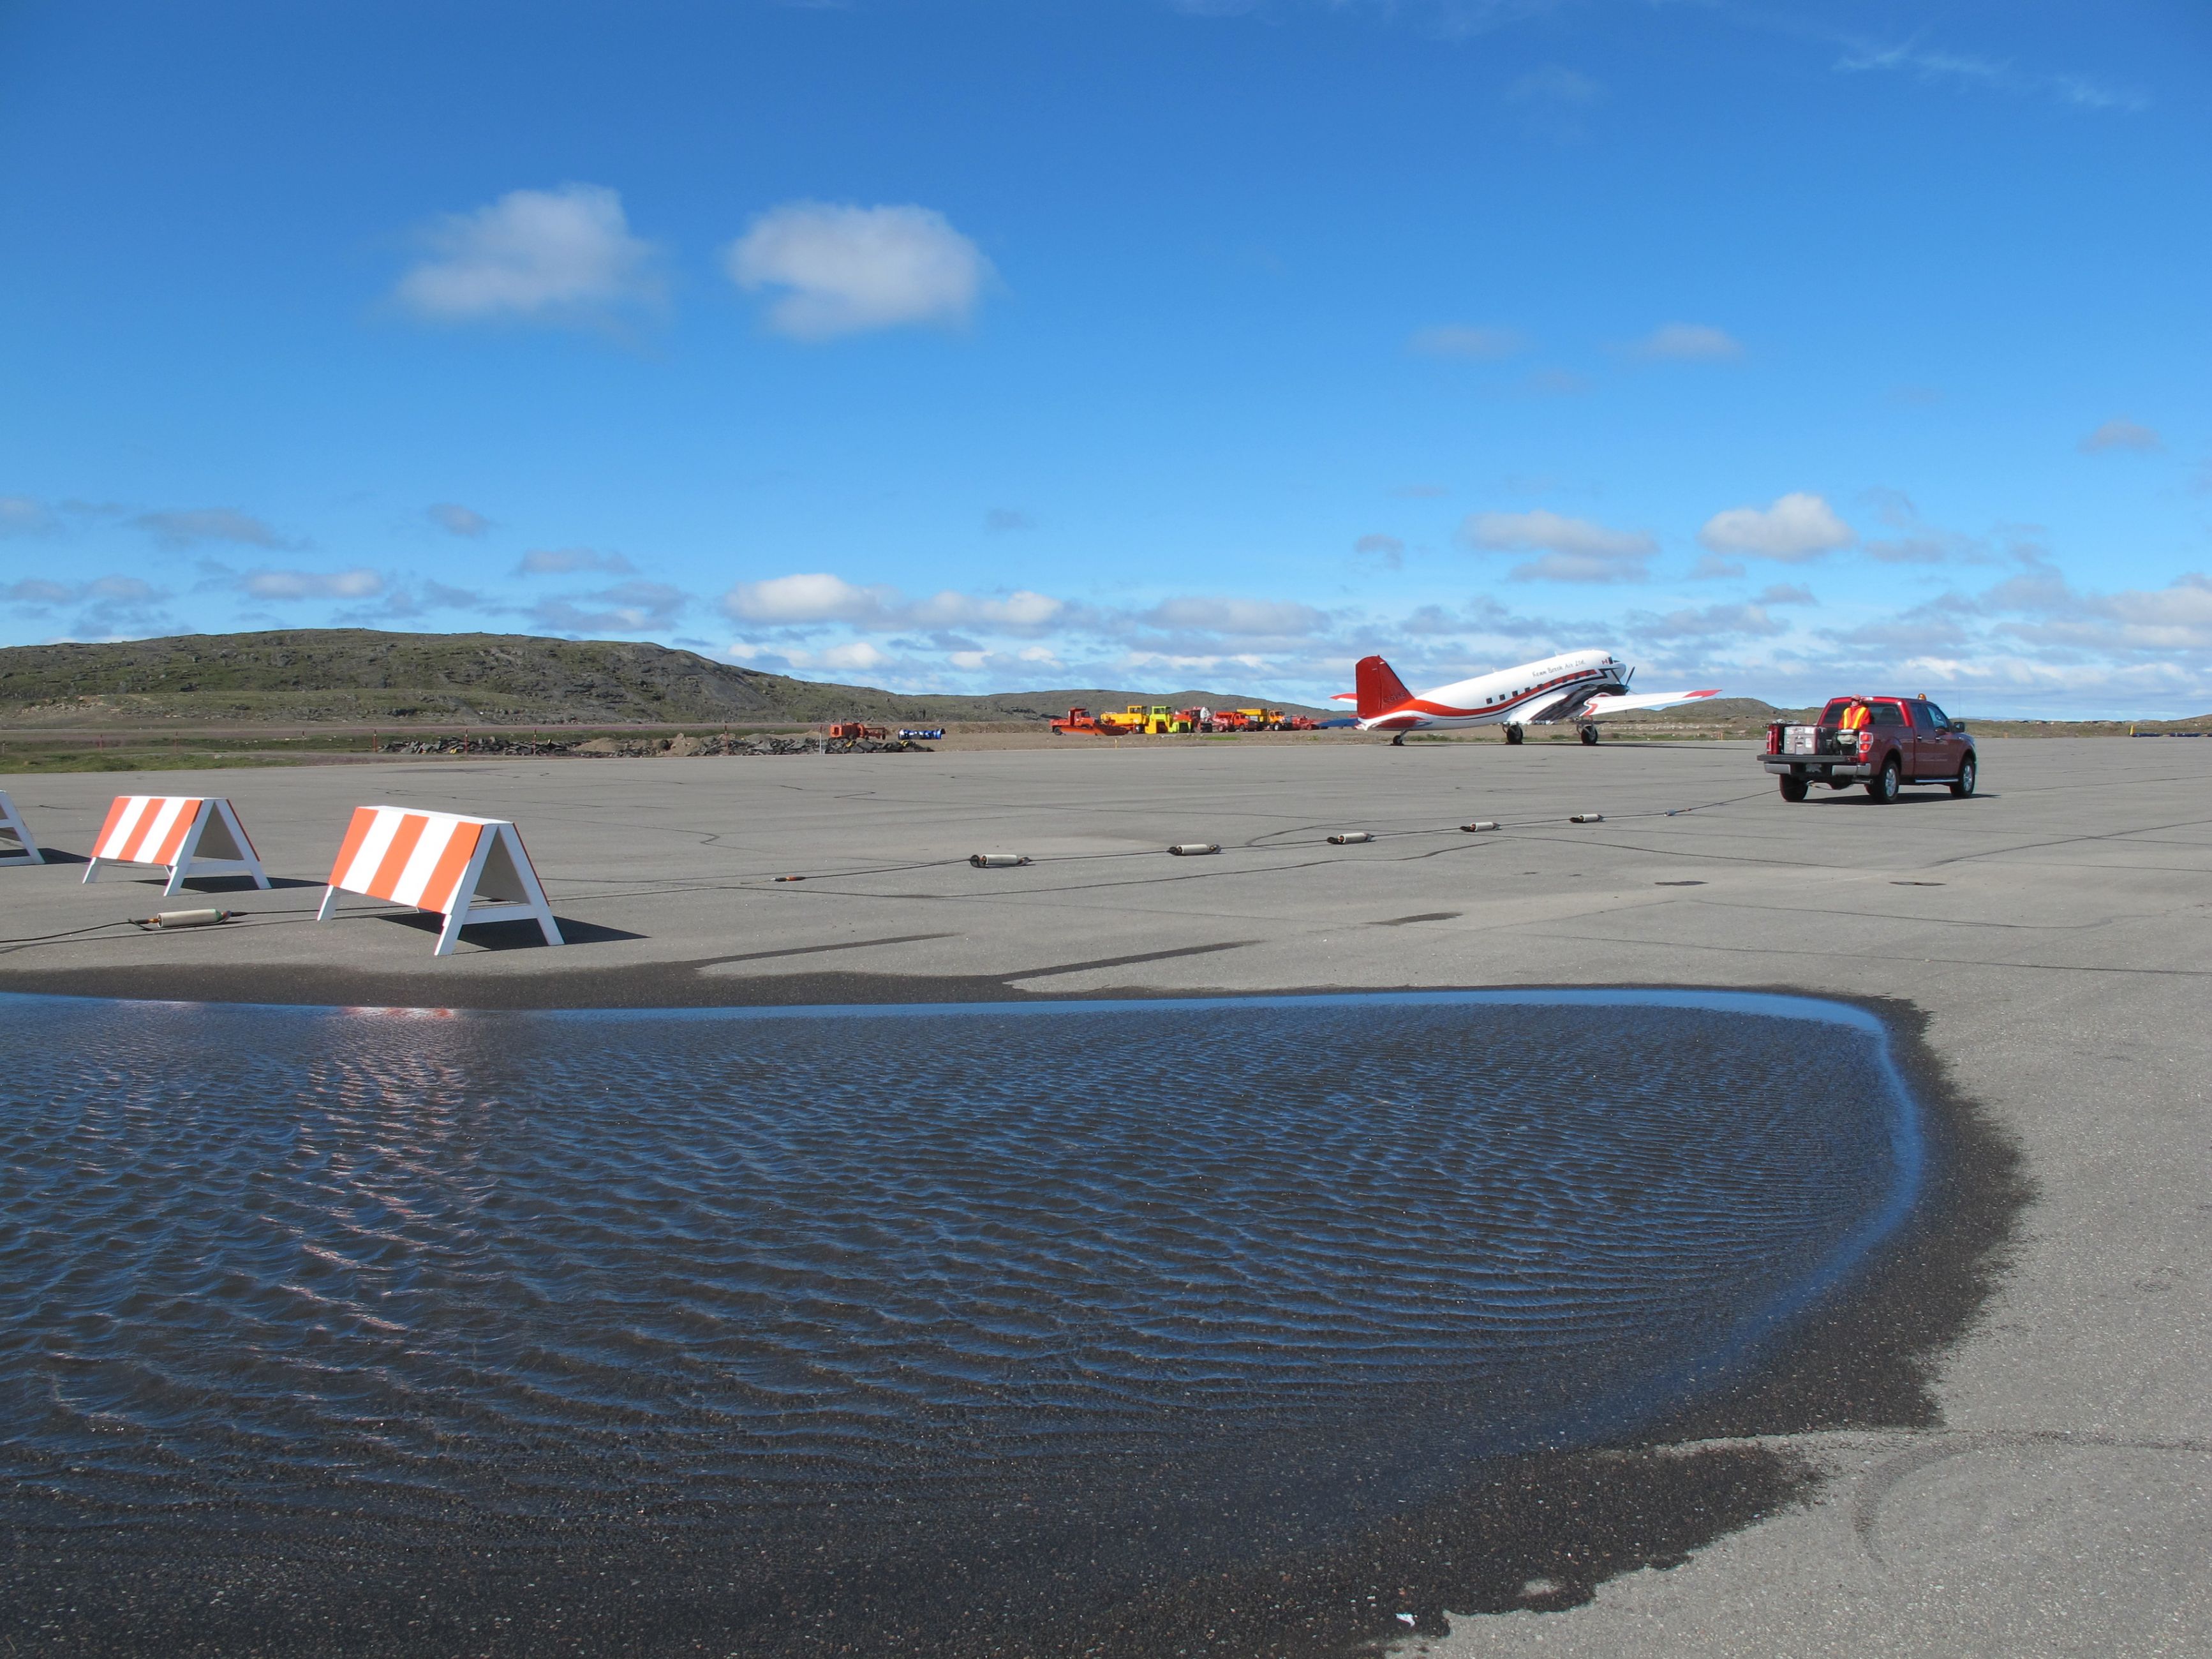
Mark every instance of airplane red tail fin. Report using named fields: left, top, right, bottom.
left=1355, top=655, right=1414, bottom=720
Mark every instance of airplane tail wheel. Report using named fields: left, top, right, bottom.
left=1578, top=724, right=1599, bottom=746
left=1504, top=724, right=1524, bottom=746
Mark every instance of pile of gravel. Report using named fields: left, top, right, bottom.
left=383, top=733, right=930, bottom=758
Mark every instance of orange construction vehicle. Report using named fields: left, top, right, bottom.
left=1051, top=707, right=1106, bottom=735
left=1094, top=704, right=1149, bottom=734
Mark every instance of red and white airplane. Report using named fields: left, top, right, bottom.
left=1335, top=650, right=1721, bottom=745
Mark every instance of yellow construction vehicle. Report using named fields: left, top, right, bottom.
left=1094, top=703, right=1196, bottom=735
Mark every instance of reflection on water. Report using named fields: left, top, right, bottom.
left=0, top=990, right=1914, bottom=1555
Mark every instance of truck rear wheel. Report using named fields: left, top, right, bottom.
left=1778, top=776, right=1809, bottom=802
left=1866, top=755, right=1901, bottom=803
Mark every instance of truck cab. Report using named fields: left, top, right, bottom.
left=1764, top=696, right=1977, bottom=803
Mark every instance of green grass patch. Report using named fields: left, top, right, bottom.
left=0, top=746, right=308, bottom=773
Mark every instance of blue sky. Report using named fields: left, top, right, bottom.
left=2, top=0, right=2206, bottom=714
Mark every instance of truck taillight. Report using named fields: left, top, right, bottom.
left=1858, top=730, right=1874, bottom=754
left=1765, top=723, right=1781, bottom=755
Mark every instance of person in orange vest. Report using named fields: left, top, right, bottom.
left=1838, top=699, right=1871, bottom=732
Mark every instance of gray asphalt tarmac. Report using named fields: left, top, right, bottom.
left=3, top=735, right=2208, bottom=1656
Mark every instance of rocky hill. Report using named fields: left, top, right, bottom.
left=0, top=630, right=1330, bottom=728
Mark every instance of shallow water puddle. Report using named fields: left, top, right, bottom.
left=0, top=988, right=1920, bottom=1649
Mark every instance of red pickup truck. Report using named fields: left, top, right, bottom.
left=1763, top=696, right=1978, bottom=803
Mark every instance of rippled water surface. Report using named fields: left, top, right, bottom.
left=0, top=990, right=1914, bottom=1563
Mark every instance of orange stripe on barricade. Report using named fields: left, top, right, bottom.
left=150, top=801, right=202, bottom=866
left=94, top=796, right=133, bottom=854
left=418, top=822, right=483, bottom=915
left=329, top=806, right=378, bottom=887
left=369, top=813, right=429, bottom=900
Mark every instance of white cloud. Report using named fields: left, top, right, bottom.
left=1461, top=509, right=1654, bottom=583
left=394, top=184, right=662, bottom=326
left=0, top=496, right=56, bottom=536
left=913, top=589, right=1064, bottom=631
left=727, top=572, right=902, bottom=627
left=1689, top=553, right=1746, bottom=580
left=419, top=581, right=487, bottom=610
left=241, top=567, right=383, bottom=600
left=3, top=574, right=171, bottom=636
left=1142, top=596, right=1329, bottom=636
left=133, top=507, right=297, bottom=549
left=1835, top=40, right=2147, bottom=114
left=427, top=502, right=491, bottom=537
left=1632, top=601, right=1789, bottom=642
left=723, top=573, right=1065, bottom=635
left=1698, top=493, right=1854, bottom=561
left=1631, top=323, right=1744, bottom=362
left=725, top=202, right=993, bottom=340
left=2079, top=418, right=2162, bottom=455
left=518, top=547, right=635, bottom=576
left=1355, top=532, right=1405, bottom=570
left=529, top=581, right=687, bottom=634
left=818, top=641, right=889, bottom=672
left=6, top=575, right=158, bottom=607
left=1407, top=324, right=1528, bottom=360
left=1864, top=533, right=1958, bottom=565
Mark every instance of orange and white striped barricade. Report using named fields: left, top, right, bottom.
left=83, top=795, right=269, bottom=894
left=0, top=790, right=42, bottom=867
left=317, top=805, right=563, bottom=956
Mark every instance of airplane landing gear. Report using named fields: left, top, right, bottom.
left=1391, top=733, right=1405, bottom=747
left=1504, top=724, right=1525, bottom=746
left=1578, top=722, right=1600, bottom=746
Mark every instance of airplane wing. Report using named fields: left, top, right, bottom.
left=1330, top=692, right=1358, bottom=703
left=1517, top=688, right=1586, bottom=723
left=1580, top=688, right=1723, bottom=716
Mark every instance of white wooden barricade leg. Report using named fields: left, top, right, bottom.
left=82, top=796, right=271, bottom=893
left=433, top=822, right=562, bottom=956
left=0, top=790, right=43, bottom=866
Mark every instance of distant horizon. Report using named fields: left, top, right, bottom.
left=3, top=4, right=2204, bottom=721
left=6, top=625, right=2206, bottom=725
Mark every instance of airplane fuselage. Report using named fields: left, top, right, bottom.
left=1358, top=649, right=1625, bottom=733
